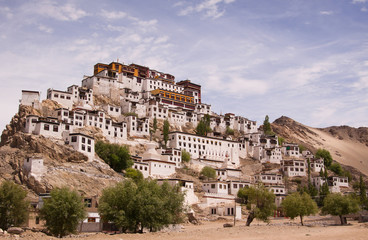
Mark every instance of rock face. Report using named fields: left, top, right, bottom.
left=0, top=105, right=123, bottom=199
left=7, top=227, right=23, bottom=234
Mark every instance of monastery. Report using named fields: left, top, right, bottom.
left=19, top=61, right=349, bottom=228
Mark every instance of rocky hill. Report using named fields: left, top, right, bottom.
left=272, top=116, right=368, bottom=177
left=0, top=104, right=123, bottom=201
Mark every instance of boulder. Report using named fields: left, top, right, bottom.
left=7, top=227, right=24, bottom=234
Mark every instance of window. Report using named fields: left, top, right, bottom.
left=71, top=136, right=77, bottom=142
left=82, top=137, right=86, bottom=143
left=82, top=145, right=86, bottom=151
left=53, top=125, right=58, bottom=132
left=44, top=124, right=49, bottom=131
left=84, top=198, right=92, bottom=208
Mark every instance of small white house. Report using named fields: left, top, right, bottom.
left=66, top=133, right=95, bottom=160
left=281, top=159, right=306, bottom=177
left=282, top=143, right=300, bottom=158
left=157, top=179, right=199, bottom=205
left=309, top=158, right=324, bottom=173
left=254, top=173, right=283, bottom=185
left=215, top=168, right=242, bottom=181
left=140, top=143, right=176, bottom=178
left=202, top=181, right=229, bottom=195
left=20, top=90, right=40, bottom=109
left=23, top=157, right=46, bottom=181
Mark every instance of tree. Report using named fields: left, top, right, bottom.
left=0, top=181, right=29, bottom=230
left=315, top=149, right=333, bottom=168
left=354, top=175, right=368, bottom=210
left=195, top=114, right=211, bottom=136
left=125, top=168, right=144, bottom=183
left=263, top=115, right=273, bottom=135
left=298, top=145, right=306, bottom=153
left=163, top=119, right=170, bottom=148
left=278, top=136, right=285, bottom=146
left=98, top=180, right=137, bottom=232
left=181, top=150, right=191, bottom=163
left=226, top=126, right=234, bottom=136
left=99, top=179, right=184, bottom=233
left=322, top=193, right=360, bottom=225
left=237, top=185, right=276, bottom=226
left=153, top=117, right=158, bottom=133
left=200, top=166, right=216, bottom=180
left=40, top=187, right=86, bottom=237
left=281, top=192, right=318, bottom=225
left=329, top=162, right=343, bottom=175
left=95, top=141, right=133, bottom=172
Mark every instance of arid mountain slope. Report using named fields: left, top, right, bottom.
left=272, top=116, right=368, bottom=176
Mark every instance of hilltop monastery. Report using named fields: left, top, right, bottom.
left=19, top=61, right=349, bottom=228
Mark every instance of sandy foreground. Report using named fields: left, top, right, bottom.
left=1, top=216, right=368, bottom=240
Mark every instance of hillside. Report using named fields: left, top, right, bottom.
left=272, top=116, right=368, bottom=177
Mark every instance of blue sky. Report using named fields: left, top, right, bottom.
left=0, top=0, right=368, bottom=134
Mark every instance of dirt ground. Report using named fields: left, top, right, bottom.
left=2, top=216, right=368, bottom=240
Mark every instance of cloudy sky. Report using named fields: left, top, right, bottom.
left=1, top=0, right=368, bottom=134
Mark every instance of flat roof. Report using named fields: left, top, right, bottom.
left=169, top=131, right=240, bottom=143
left=22, top=90, right=40, bottom=94
left=69, top=132, right=94, bottom=139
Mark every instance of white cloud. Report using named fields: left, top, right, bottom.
left=100, top=9, right=127, bottom=20
left=0, top=6, right=13, bottom=19
left=361, top=7, right=368, bottom=12
left=24, top=0, right=89, bottom=21
left=176, top=0, right=235, bottom=19
left=319, top=11, right=333, bottom=15
left=38, top=24, right=53, bottom=33
left=352, top=0, right=367, bottom=4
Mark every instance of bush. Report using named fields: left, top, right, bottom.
left=200, top=166, right=216, bottom=180
left=0, top=181, right=29, bottom=230
left=125, top=168, right=144, bottom=183
left=329, top=162, right=343, bottom=175
left=95, top=141, right=133, bottom=172
left=40, top=187, right=86, bottom=237
left=181, top=150, right=191, bottom=163
left=99, top=179, right=184, bottom=233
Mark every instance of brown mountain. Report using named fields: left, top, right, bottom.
left=272, top=116, right=368, bottom=177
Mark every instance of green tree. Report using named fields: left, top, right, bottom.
left=200, top=166, right=216, bottom=180
left=281, top=192, right=318, bottom=225
left=181, top=150, right=191, bottom=163
left=298, top=145, right=306, bottom=153
left=195, top=114, right=211, bottom=136
left=95, top=141, right=132, bottom=172
left=237, top=185, right=276, bottom=226
left=40, top=187, right=86, bottom=237
left=98, top=180, right=137, bottom=232
left=278, top=136, right=285, bottom=146
left=125, top=168, right=144, bottom=183
left=0, top=181, right=29, bottom=230
left=315, top=149, right=333, bottom=168
left=329, top=162, right=343, bottom=175
left=163, top=119, right=170, bottom=148
left=263, top=115, right=273, bottom=135
left=354, top=175, right=368, bottom=210
left=99, top=179, right=184, bottom=233
left=226, top=126, right=235, bottom=135
left=153, top=117, right=158, bottom=133
left=322, top=193, right=360, bottom=225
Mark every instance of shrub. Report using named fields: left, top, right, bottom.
left=95, top=141, right=133, bottom=172
left=181, top=150, right=191, bottom=163
left=200, top=166, right=216, bottom=180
